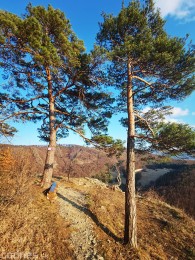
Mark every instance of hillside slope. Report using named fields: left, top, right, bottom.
left=56, top=177, right=195, bottom=260
left=150, top=165, right=195, bottom=219
left=1, top=167, right=195, bottom=259
left=1, top=145, right=195, bottom=259
left=0, top=144, right=115, bottom=178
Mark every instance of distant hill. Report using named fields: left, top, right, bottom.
left=0, top=144, right=114, bottom=178
left=0, top=144, right=147, bottom=180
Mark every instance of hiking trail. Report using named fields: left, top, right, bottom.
left=57, top=182, right=104, bottom=260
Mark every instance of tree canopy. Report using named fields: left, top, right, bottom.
left=0, top=5, right=112, bottom=139
left=154, top=122, right=195, bottom=156
left=0, top=94, right=17, bottom=139
left=0, top=5, right=114, bottom=188
left=97, top=0, right=195, bottom=159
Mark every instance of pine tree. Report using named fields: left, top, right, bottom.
left=0, top=5, right=113, bottom=188
left=96, top=0, right=194, bottom=247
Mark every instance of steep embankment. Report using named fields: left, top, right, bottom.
left=150, top=165, right=195, bottom=219
left=56, top=177, right=195, bottom=260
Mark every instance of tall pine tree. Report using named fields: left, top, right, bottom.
left=96, top=0, right=194, bottom=246
left=0, top=5, right=113, bottom=188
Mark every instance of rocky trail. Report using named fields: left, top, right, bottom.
left=55, top=168, right=172, bottom=259
left=57, top=184, right=104, bottom=260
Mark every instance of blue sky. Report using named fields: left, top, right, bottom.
left=0, top=0, right=195, bottom=145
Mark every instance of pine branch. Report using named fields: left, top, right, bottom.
left=132, top=75, right=154, bottom=88
left=0, top=110, right=47, bottom=122
left=6, top=95, right=44, bottom=104
left=54, top=82, right=74, bottom=99
left=134, top=111, right=155, bottom=137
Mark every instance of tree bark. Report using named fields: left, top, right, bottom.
left=41, top=67, right=57, bottom=189
left=124, top=59, right=137, bottom=247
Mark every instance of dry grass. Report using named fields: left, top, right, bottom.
left=0, top=187, right=71, bottom=259
left=1, top=150, right=195, bottom=260
left=60, top=178, right=195, bottom=260
left=0, top=148, right=73, bottom=260
left=0, top=185, right=73, bottom=259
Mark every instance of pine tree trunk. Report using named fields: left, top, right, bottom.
left=124, top=60, right=137, bottom=247
left=42, top=130, right=56, bottom=189
left=41, top=67, right=56, bottom=189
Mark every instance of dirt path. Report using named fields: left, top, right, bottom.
left=57, top=185, right=104, bottom=260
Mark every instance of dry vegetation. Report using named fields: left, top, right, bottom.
left=0, top=146, right=73, bottom=259
left=0, top=144, right=147, bottom=180
left=59, top=179, right=195, bottom=260
left=1, top=144, right=195, bottom=259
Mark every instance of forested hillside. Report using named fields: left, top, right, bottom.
left=0, top=144, right=112, bottom=179
left=0, top=144, right=149, bottom=180
left=1, top=144, right=194, bottom=220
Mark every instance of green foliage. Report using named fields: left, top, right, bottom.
left=96, top=0, right=195, bottom=155
left=0, top=94, right=17, bottom=138
left=0, top=123, right=17, bottom=138
left=0, top=5, right=114, bottom=143
left=154, top=123, right=195, bottom=155
left=97, top=0, right=194, bottom=105
left=91, top=135, right=125, bottom=157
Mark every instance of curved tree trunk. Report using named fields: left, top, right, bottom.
left=41, top=67, right=57, bottom=189
left=124, top=60, right=137, bottom=247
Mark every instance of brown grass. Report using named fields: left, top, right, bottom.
left=1, top=143, right=195, bottom=260
left=60, top=178, right=195, bottom=260
left=0, top=147, right=73, bottom=260
left=0, top=185, right=73, bottom=259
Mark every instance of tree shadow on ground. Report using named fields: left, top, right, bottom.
left=57, top=192, right=123, bottom=243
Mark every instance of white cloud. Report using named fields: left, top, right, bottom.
left=141, top=106, right=189, bottom=124
left=142, top=106, right=189, bottom=117
left=142, top=107, right=150, bottom=113
left=164, top=107, right=188, bottom=123
left=170, top=107, right=189, bottom=117
left=164, top=117, right=183, bottom=124
left=141, top=107, right=194, bottom=128
left=155, top=0, right=195, bottom=21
